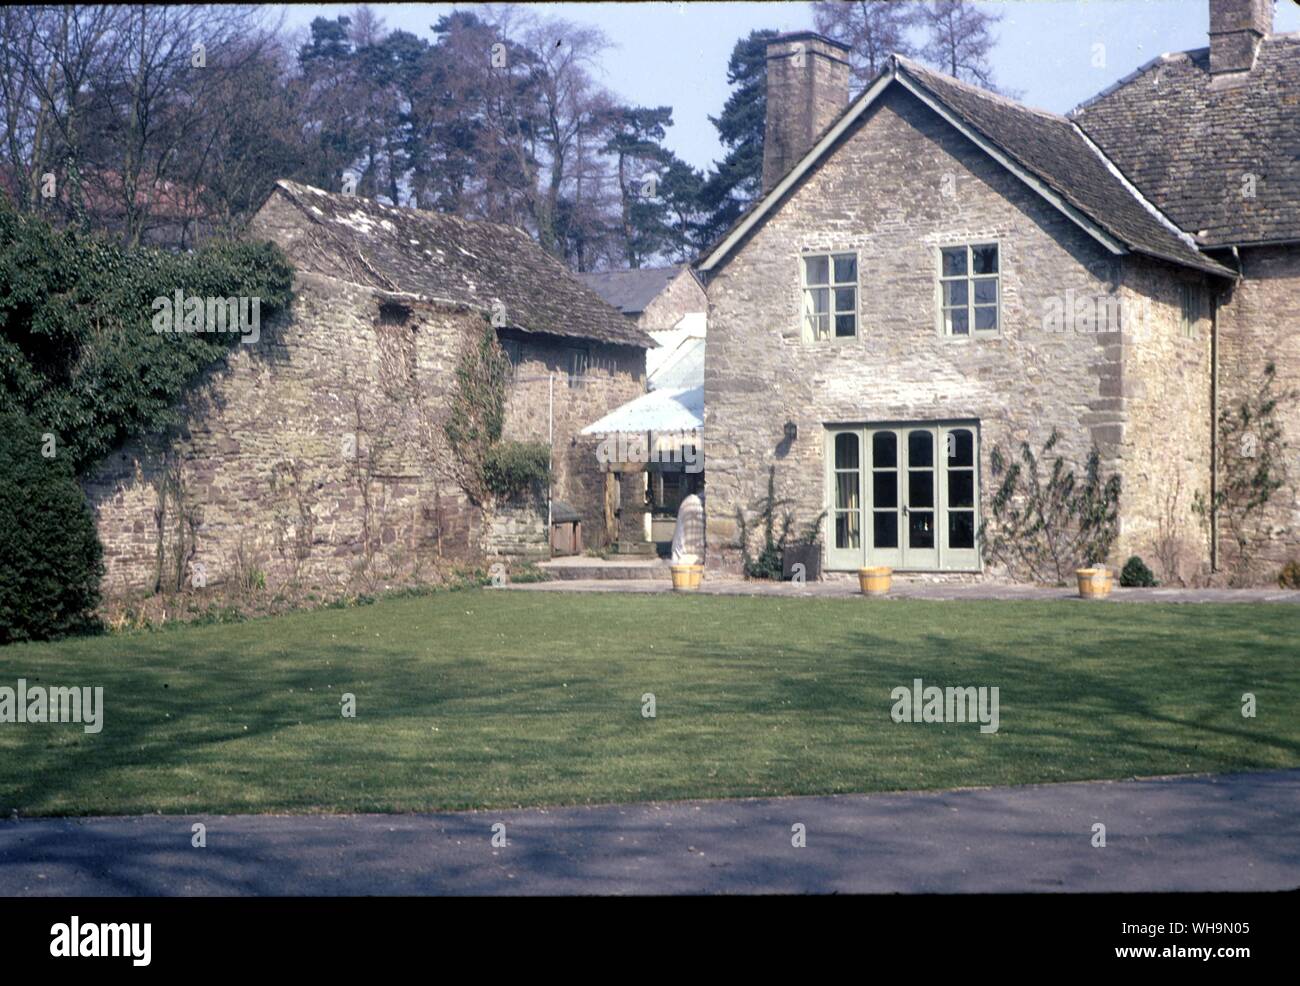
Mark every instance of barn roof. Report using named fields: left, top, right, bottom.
left=261, top=180, right=652, bottom=348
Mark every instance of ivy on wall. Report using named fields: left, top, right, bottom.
left=0, top=197, right=294, bottom=475
left=444, top=321, right=549, bottom=505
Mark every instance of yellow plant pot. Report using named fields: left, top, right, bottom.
left=1076, top=568, right=1113, bottom=598
left=670, top=563, right=704, bottom=591
left=859, top=566, right=893, bottom=596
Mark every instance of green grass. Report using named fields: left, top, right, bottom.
left=1, top=591, right=1296, bottom=815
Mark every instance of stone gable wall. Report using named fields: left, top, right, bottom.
left=637, top=269, right=707, bottom=332
left=703, top=85, right=1210, bottom=579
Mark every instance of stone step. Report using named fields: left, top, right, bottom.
left=539, top=559, right=672, bottom=581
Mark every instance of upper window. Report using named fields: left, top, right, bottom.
left=802, top=253, right=857, bottom=341
left=939, top=244, right=999, bottom=337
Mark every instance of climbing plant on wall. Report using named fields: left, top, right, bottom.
left=0, top=197, right=294, bottom=475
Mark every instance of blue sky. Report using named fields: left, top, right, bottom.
left=279, top=1, right=1300, bottom=172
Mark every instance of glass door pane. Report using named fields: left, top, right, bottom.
left=903, top=429, right=938, bottom=568
left=941, top=425, right=979, bottom=568
left=826, top=430, right=863, bottom=569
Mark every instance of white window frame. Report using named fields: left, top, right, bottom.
left=937, top=242, right=1001, bottom=338
left=800, top=251, right=859, bottom=342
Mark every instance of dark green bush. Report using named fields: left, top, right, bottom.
left=1278, top=561, right=1300, bottom=590
left=0, top=198, right=294, bottom=475
left=484, top=440, right=550, bottom=500
left=0, top=411, right=104, bottom=643
left=1119, top=555, right=1158, bottom=588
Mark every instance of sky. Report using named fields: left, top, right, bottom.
left=279, top=1, right=1300, bottom=173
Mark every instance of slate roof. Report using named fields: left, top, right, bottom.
left=577, top=266, right=685, bottom=315
left=1071, top=35, right=1300, bottom=247
left=266, top=180, right=651, bottom=348
left=698, top=56, right=1232, bottom=277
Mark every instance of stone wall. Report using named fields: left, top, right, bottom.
left=85, top=272, right=483, bottom=598
left=499, top=333, right=645, bottom=549
left=1115, top=256, right=1215, bottom=581
left=1214, top=244, right=1300, bottom=580
left=703, top=85, right=1211, bottom=580
left=85, top=269, right=644, bottom=600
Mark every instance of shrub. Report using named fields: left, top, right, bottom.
left=1278, top=561, right=1300, bottom=590
left=483, top=440, right=550, bottom=501
left=0, top=411, right=104, bottom=643
left=979, top=429, right=1121, bottom=584
left=0, top=201, right=294, bottom=475
left=1120, top=555, right=1158, bottom=588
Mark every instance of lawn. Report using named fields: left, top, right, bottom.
left=0, top=590, right=1296, bottom=815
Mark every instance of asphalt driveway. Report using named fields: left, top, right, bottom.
left=1, top=769, right=1296, bottom=895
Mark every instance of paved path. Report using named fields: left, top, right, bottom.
left=2, top=770, right=1296, bottom=895
left=507, top=577, right=1300, bottom=603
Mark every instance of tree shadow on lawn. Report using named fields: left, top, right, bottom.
left=2, top=601, right=1296, bottom=816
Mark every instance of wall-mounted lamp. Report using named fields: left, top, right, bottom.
left=783, top=420, right=798, bottom=443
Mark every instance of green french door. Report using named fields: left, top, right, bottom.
left=825, top=422, right=979, bottom=571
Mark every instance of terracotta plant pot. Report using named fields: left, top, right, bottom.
left=1076, top=567, right=1114, bottom=598
left=859, top=566, right=893, bottom=596
left=670, top=563, right=704, bottom=591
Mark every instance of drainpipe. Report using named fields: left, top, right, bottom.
left=548, top=373, right=554, bottom=536
left=1210, top=246, right=1245, bottom=572
left=1210, top=288, right=1219, bottom=573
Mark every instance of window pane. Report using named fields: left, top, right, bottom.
left=811, top=287, right=829, bottom=313
left=948, top=470, right=974, bottom=508
left=973, top=278, right=997, bottom=304
left=834, top=287, right=856, bottom=312
left=947, top=308, right=969, bottom=335
left=834, top=314, right=856, bottom=337
left=948, top=511, right=975, bottom=549
left=908, top=469, right=934, bottom=508
left=943, top=280, right=968, bottom=306
left=833, top=254, right=857, bottom=283
left=908, top=511, right=935, bottom=549
left=812, top=315, right=830, bottom=339
left=873, top=470, right=897, bottom=508
left=942, top=247, right=967, bottom=277
left=804, top=255, right=829, bottom=285
left=974, top=306, right=998, bottom=331
left=836, top=473, right=859, bottom=512
left=834, top=432, right=859, bottom=470
left=908, top=430, right=933, bottom=468
left=946, top=428, right=974, bottom=467
left=836, top=511, right=861, bottom=550
left=872, top=431, right=896, bottom=468
left=972, top=244, right=998, bottom=275
left=873, top=510, right=898, bottom=549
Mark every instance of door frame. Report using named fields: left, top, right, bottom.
left=823, top=420, right=982, bottom=572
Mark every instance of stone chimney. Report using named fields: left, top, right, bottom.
left=762, top=32, right=851, bottom=193
left=1208, top=0, right=1273, bottom=74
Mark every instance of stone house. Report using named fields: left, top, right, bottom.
left=84, top=180, right=649, bottom=598
left=697, top=0, right=1298, bottom=583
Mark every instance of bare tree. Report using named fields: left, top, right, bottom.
left=813, top=0, right=920, bottom=88
left=918, top=0, right=1004, bottom=91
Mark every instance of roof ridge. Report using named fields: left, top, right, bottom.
left=892, top=55, right=1062, bottom=122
